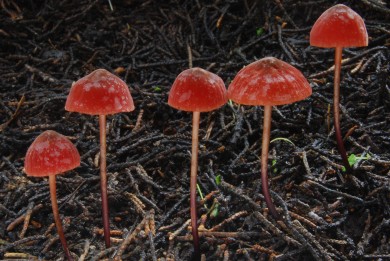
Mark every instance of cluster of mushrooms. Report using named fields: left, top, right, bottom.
left=23, top=4, right=368, bottom=260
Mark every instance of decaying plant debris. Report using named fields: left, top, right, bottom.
left=0, top=0, right=389, bottom=260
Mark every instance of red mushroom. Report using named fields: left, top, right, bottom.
left=310, top=4, right=368, bottom=173
left=24, top=130, right=80, bottom=261
left=168, top=67, right=227, bottom=258
left=65, top=69, right=134, bottom=248
left=228, top=57, right=312, bottom=219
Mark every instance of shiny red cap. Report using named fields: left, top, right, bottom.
left=168, top=67, right=227, bottom=112
left=65, top=69, right=135, bottom=115
left=24, top=130, right=80, bottom=177
left=228, top=57, right=311, bottom=106
left=310, top=4, right=368, bottom=48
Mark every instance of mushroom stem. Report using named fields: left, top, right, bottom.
left=333, top=46, right=352, bottom=173
left=48, top=175, right=73, bottom=261
left=261, top=105, right=280, bottom=219
left=190, top=111, right=201, bottom=259
left=99, top=114, right=111, bottom=248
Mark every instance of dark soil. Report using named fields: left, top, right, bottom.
left=0, top=0, right=389, bottom=260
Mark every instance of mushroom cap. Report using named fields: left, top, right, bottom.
left=24, top=130, right=80, bottom=177
left=168, top=67, right=227, bottom=112
left=228, top=57, right=312, bottom=106
left=65, top=69, right=135, bottom=115
left=310, top=4, right=368, bottom=48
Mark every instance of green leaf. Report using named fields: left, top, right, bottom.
left=197, top=184, right=208, bottom=209
left=153, top=86, right=162, bottom=92
left=215, top=174, right=222, bottom=185
left=342, top=153, right=371, bottom=171
left=210, top=203, right=220, bottom=218
left=256, top=27, right=264, bottom=36
left=272, top=159, right=277, bottom=166
left=196, top=184, right=204, bottom=200
left=271, top=159, right=278, bottom=173
left=348, top=154, right=357, bottom=166
left=270, top=137, right=295, bottom=146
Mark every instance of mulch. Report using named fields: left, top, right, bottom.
left=0, top=0, right=389, bottom=260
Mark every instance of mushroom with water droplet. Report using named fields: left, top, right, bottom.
left=65, top=69, right=134, bottom=247
left=228, top=57, right=312, bottom=219
left=168, top=67, right=227, bottom=258
left=310, top=4, right=368, bottom=173
left=24, top=130, right=80, bottom=261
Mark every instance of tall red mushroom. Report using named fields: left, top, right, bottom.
left=228, top=57, right=312, bottom=219
left=24, top=130, right=80, bottom=261
left=65, top=69, right=134, bottom=248
left=310, top=4, right=368, bottom=173
left=168, top=67, right=227, bottom=258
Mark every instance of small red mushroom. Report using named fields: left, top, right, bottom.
left=310, top=4, right=368, bottom=173
left=228, top=57, right=312, bottom=219
left=65, top=69, right=134, bottom=248
left=24, top=130, right=80, bottom=261
left=168, top=67, right=227, bottom=258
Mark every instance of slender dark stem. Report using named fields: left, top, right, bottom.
left=261, top=105, right=280, bottom=220
left=333, top=47, right=352, bottom=173
left=190, top=111, right=200, bottom=259
left=49, top=175, right=73, bottom=261
left=99, top=114, right=111, bottom=248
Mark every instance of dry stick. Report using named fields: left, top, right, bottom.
left=169, top=219, right=191, bottom=241
left=99, top=114, right=111, bottom=248
left=292, top=220, right=333, bottom=261
left=3, top=252, right=39, bottom=259
left=114, top=211, right=151, bottom=260
left=49, top=175, right=73, bottom=261
left=187, top=41, right=193, bottom=68
left=252, top=211, right=301, bottom=247
left=125, top=192, right=146, bottom=214
left=288, top=211, right=317, bottom=230
left=190, top=111, right=201, bottom=258
left=92, top=247, right=116, bottom=261
left=209, top=211, right=248, bottom=232
left=333, top=47, right=353, bottom=173
left=261, top=105, right=280, bottom=219
left=0, top=203, right=16, bottom=217
left=79, top=239, right=90, bottom=261
left=43, top=223, right=56, bottom=237
left=175, top=231, right=263, bottom=241
left=301, top=151, right=312, bottom=177
left=19, top=202, right=34, bottom=239
left=148, top=232, right=157, bottom=261
left=146, top=210, right=157, bottom=261
left=307, top=180, right=364, bottom=203
left=0, top=235, right=46, bottom=253
left=133, top=109, right=144, bottom=132
left=220, top=181, right=301, bottom=246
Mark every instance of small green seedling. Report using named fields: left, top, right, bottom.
left=269, top=137, right=295, bottom=174
left=256, top=27, right=264, bottom=36
left=271, top=159, right=278, bottom=174
left=210, top=200, right=220, bottom=218
left=270, top=137, right=295, bottom=146
left=196, top=184, right=208, bottom=209
left=342, top=153, right=371, bottom=172
left=107, top=0, right=113, bottom=11
left=153, top=86, right=162, bottom=92
left=215, top=174, right=222, bottom=185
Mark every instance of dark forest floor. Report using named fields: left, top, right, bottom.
left=0, top=0, right=389, bottom=260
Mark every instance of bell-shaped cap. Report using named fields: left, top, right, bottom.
left=65, top=69, right=135, bottom=115
left=168, top=67, right=227, bottom=112
left=24, top=130, right=80, bottom=177
left=228, top=57, right=312, bottom=106
left=310, top=4, right=368, bottom=48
